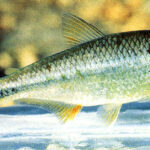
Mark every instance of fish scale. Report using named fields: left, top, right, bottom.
left=0, top=31, right=150, bottom=99
left=0, top=13, right=150, bottom=124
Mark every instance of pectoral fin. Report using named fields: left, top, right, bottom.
left=15, top=98, right=82, bottom=123
left=5, top=68, right=19, bottom=75
left=98, top=104, right=122, bottom=126
left=0, top=99, right=15, bottom=107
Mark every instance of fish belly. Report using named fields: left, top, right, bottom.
left=4, top=63, right=149, bottom=107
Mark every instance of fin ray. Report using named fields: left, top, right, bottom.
left=98, top=104, right=122, bottom=126
left=63, top=21, right=98, bottom=40
left=64, top=13, right=102, bottom=36
left=62, top=12, right=104, bottom=47
left=15, top=98, right=82, bottom=123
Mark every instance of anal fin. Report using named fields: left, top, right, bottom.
left=98, top=104, right=122, bottom=126
left=15, top=98, right=82, bottom=123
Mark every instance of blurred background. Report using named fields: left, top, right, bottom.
left=0, top=0, right=150, bottom=77
left=1, top=1, right=150, bottom=149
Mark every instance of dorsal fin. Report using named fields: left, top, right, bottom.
left=62, top=12, right=104, bottom=47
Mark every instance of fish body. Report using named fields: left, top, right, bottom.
left=0, top=13, right=150, bottom=124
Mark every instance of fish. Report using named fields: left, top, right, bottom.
left=0, top=12, right=150, bottom=125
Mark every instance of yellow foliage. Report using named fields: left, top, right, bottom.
left=56, top=0, right=75, bottom=7
left=42, top=13, right=61, bottom=28
left=125, top=0, right=144, bottom=9
left=121, top=12, right=150, bottom=31
left=77, top=1, right=102, bottom=22
left=16, top=45, right=38, bottom=67
left=35, top=0, right=53, bottom=5
left=0, top=2, right=15, bottom=12
left=101, top=0, right=131, bottom=23
left=0, top=15, right=16, bottom=30
left=0, top=52, right=13, bottom=68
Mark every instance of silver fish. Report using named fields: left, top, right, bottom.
left=0, top=13, right=150, bottom=124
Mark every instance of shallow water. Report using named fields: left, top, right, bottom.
left=0, top=102, right=150, bottom=150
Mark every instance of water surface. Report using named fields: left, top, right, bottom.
left=0, top=102, right=150, bottom=150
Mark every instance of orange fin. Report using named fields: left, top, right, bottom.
left=16, top=98, right=82, bottom=123
left=59, top=104, right=82, bottom=122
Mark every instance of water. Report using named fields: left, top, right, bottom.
left=0, top=102, right=150, bottom=150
